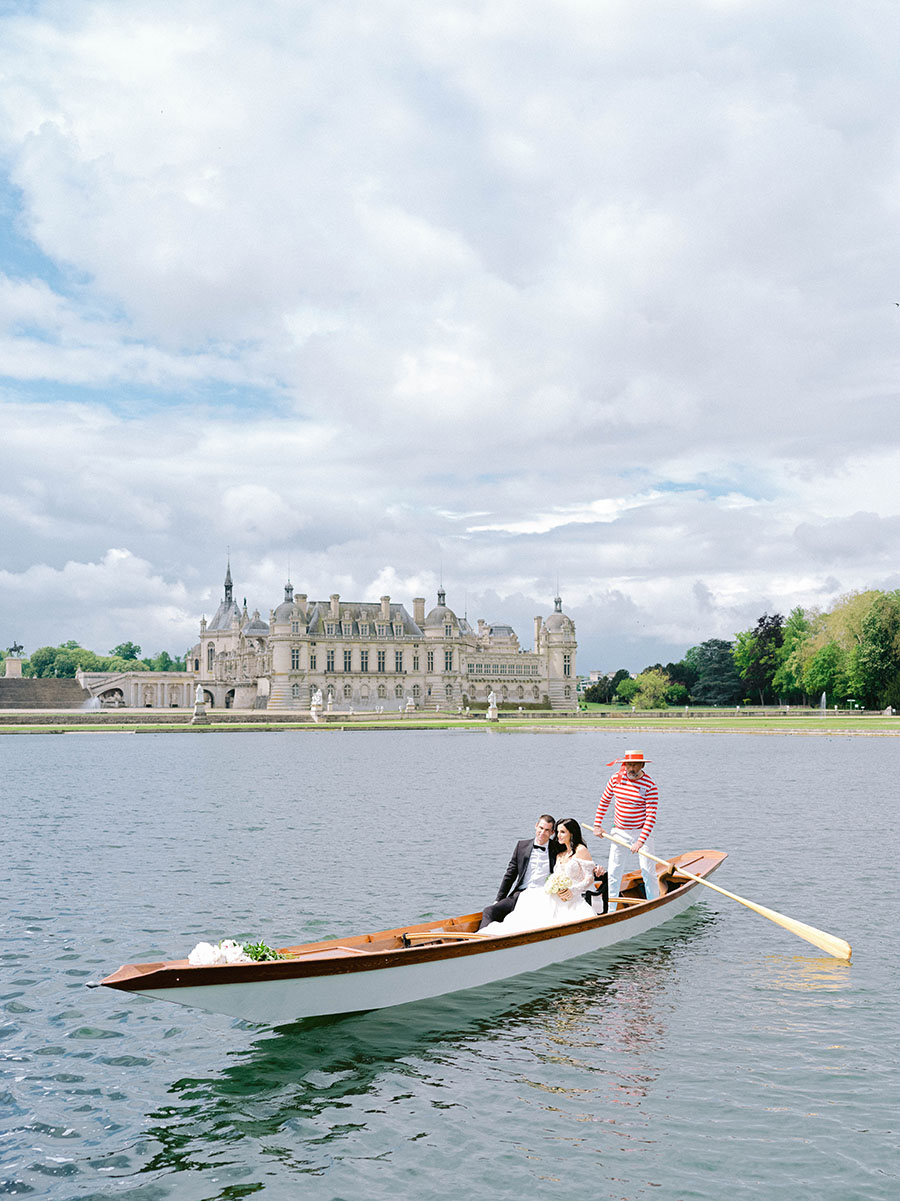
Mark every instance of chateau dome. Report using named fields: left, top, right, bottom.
left=544, top=596, right=573, bottom=633
left=424, top=588, right=457, bottom=628
left=273, top=582, right=297, bottom=623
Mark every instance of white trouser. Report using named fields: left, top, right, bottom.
left=607, top=827, right=659, bottom=908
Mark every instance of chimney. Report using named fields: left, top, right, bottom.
left=413, top=597, right=425, bottom=625
left=534, top=616, right=543, bottom=648
left=296, top=593, right=307, bottom=618
left=381, top=595, right=391, bottom=620
left=330, top=593, right=340, bottom=619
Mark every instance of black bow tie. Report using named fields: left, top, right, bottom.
left=533, top=843, right=547, bottom=850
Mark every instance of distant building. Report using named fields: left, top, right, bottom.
left=81, top=563, right=577, bottom=711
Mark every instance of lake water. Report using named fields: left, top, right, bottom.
left=1, top=729, right=897, bottom=1200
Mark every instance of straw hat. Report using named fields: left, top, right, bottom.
left=606, top=749, right=651, bottom=766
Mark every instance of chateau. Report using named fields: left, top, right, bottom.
left=81, top=564, right=577, bottom=712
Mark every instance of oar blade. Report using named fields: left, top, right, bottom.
left=744, top=899, right=852, bottom=961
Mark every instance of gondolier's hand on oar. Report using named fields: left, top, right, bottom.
left=593, top=825, right=642, bottom=854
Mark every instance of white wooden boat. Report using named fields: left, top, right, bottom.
left=100, top=848, right=726, bottom=1023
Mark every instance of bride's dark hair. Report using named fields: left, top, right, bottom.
left=555, top=818, right=585, bottom=851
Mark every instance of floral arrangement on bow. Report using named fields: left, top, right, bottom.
left=187, top=938, right=285, bottom=965
left=544, top=871, right=574, bottom=897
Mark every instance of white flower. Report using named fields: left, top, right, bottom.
left=188, top=941, right=218, bottom=965
left=218, top=939, right=248, bottom=964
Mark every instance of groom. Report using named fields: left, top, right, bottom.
left=478, top=814, right=557, bottom=929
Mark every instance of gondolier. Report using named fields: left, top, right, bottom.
left=593, top=750, right=659, bottom=911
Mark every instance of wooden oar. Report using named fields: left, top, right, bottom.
left=585, top=825, right=852, bottom=961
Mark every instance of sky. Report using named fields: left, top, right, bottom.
left=2, top=0, right=900, bottom=673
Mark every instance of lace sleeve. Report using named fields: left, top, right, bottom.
left=566, top=856, right=596, bottom=893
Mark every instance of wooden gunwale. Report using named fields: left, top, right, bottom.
left=101, top=849, right=726, bottom=994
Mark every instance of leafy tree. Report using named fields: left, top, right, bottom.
left=110, top=641, right=141, bottom=660
left=665, top=681, right=690, bottom=705
left=664, top=659, right=699, bottom=693
left=583, top=669, right=630, bottom=704
left=615, top=677, right=639, bottom=704
left=631, top=668, right=671, bottom=709
left=803, top=641, right=849, bottom=705
left=847, top=592, right=900, bottom=708
left=686, top=640, right=743, bottom=706
left=771, top=607, right=811, bottom=701
left=733, top=613, right=784, bottom=704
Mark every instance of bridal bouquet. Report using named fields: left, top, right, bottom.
left=545, top=871, right=574, bottom=896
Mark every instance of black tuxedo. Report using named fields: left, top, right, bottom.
left=478, top=837, right=558, bottom=929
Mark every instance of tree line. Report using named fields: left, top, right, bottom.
left=7, top=641, right=187, bottom=678
left=583, top=589, right=900, bottom=710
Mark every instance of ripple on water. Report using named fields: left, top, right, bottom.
left=1, top=730, right=898, bottom=1201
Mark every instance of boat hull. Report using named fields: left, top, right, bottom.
left=102, top=850, right=725, bottom=1024
left=140, top=888, right=699, bottom=1023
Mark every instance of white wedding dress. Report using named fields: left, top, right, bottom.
left=480, top=853, right=596, bottom=937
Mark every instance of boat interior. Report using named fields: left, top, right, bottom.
left=275, top=850, right=719, bottom=961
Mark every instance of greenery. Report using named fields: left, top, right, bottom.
left=583, top=589, right=900, bottom=711
left=242, top=940, right=285, bottom=962
left=22, top=641, right=187, bottom=678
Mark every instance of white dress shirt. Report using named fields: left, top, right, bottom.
left=523, top=843, right=551, bottom=890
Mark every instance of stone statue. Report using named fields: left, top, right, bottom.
left=195, top=683, right=204, bottom=704
left=6, top=640, right=23, bottom=656
left=488, top=690, right=497, bottom=707
left=311, top=687, right=323, bottom=708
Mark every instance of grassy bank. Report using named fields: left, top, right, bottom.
left=1, top=710, right=898, bottom=735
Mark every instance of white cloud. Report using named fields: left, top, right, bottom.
left=2, top=2, right=900, bottom=668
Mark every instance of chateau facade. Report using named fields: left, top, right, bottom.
left=81, top=564, right=578, bottom=712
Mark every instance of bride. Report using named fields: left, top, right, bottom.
left=479, top=818, right=596, bottom=937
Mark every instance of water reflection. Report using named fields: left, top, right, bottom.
left=761, top=956, right=854, bottom=991
left=137, top=913, right=717, bottom=1182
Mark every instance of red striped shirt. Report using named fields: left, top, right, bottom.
left=594, top=770, right=658, bottom=845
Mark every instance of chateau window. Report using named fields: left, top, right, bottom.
left=325, top=622, right=337, bottom=636
left=393, top=624, right=404, bottom=638
left=327, top=684, right=334, bottom=700
left=444, top=649, right=453, bottom=671
left=445, top=684, right=453, bottom=700
left=377, top=623, right=387, bottom=638
left=444, top=623, right=452, bottom=637
left=310, top=654, right=316, bottom=670
left=532, top=686, right=540, bottom=699
left=412, top=684, right=420, bottom=699
left=517, top=686, right=524, bottom=699
left=291, top=621, right=299, bottom=634
left=326, top=650, right=335, bottom=672
left=412, top=654, right=419, bottom=671
left=499, top=664, right=507, bottom=675
left=360, top=649, right=369, bottom=672
left=377, top=650, right=386, bottom=672
left=360, top=623, right=369, bottom=636
left=291, top=684, right=300, bottom=699
left=343, top=684, right=352, bottom=699
left=291, top=648, right=300, bottom=670
left=395, top=650, right=403, bottom=673
left=342, top=622, right=352, bottom=636
left=563, top=654, right=571, bottom=678
left=427, top=650, right=434, bottom=672
left=378, top=683, right=386, bottom=698
left=564, top=685, right=571, bottom=698
left=394, top=684, right=403, bottom=699
left=207, top=643, right=214, bottom=672
left=344, top=649, right=352, bottom=672
left=492, top=664, right=499, bottom=674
